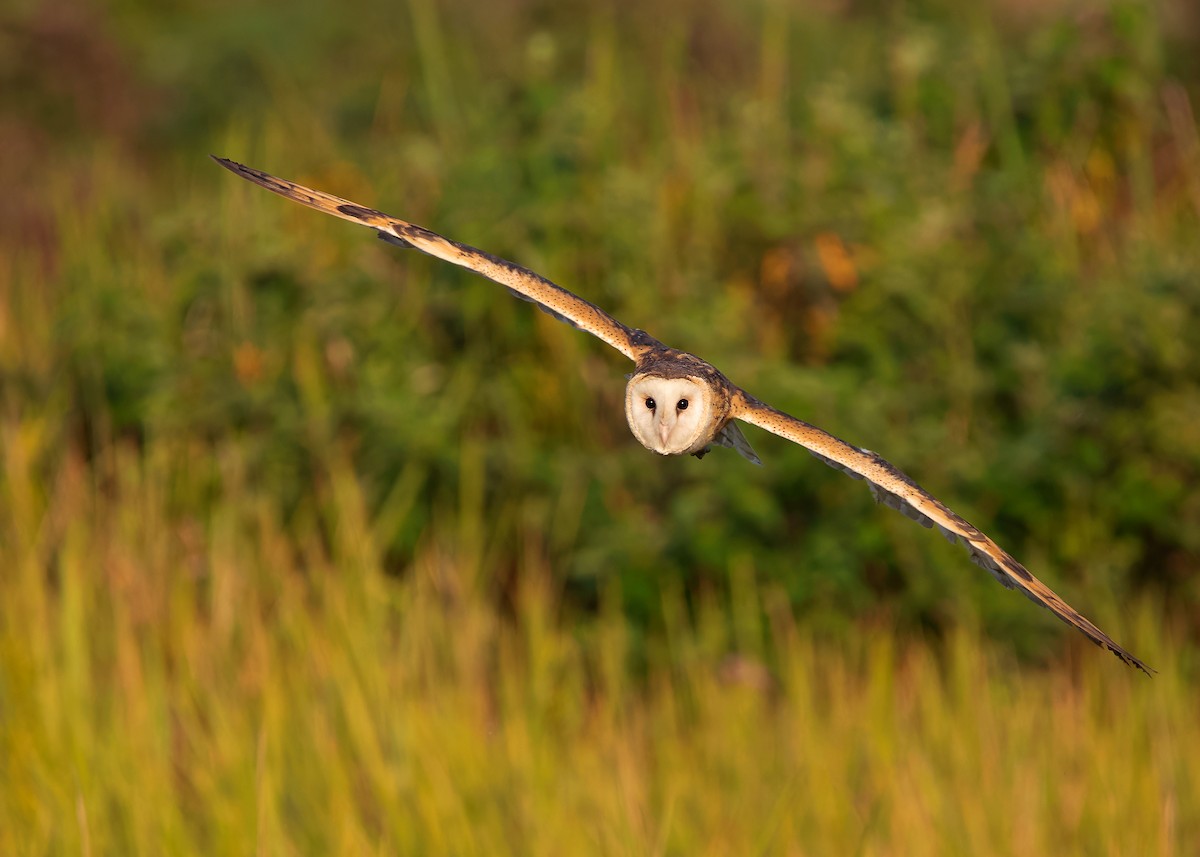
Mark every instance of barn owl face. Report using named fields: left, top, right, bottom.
left=625, top=374, right=715, bottom=456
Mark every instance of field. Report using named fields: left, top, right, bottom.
left=2, top=0, right=1199, bottom=853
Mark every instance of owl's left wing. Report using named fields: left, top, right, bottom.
left=731, top=391, right=1152, bottom=675
left=213, top=157, right=658, bottom=362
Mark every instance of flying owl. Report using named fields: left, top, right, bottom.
left=214, top=156, right=1151, bottom=675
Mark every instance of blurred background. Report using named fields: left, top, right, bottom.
left=2, top=0, right=1198, bottom=853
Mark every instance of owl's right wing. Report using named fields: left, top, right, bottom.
left=731, top=390, right=1152, bottom=675
left=213, top=157, right=660, bottom=362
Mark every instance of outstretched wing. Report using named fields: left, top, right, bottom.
left=731, top=391, right=1152, bottom=675
left=213, top=157, right=658, bottom=362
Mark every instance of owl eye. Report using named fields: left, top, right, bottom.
left=645, top=397, right=656, bottom=410
left=677, top=399, right=689, bottom=411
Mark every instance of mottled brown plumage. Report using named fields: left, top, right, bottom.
left=213, top=156, right=1152, bottom=675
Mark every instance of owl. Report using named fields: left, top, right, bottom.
left=214, top=157, right=1151, bottom=675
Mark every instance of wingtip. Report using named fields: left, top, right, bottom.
left=211, top=155, right=244, bottom=175
left=1122, top=651, right=1156, bottom=677
left=1098, top=637, right=1154, bottom=677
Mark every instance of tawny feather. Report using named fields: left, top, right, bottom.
left=732, top=392, right=1151, bottom=675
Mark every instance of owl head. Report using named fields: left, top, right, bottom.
left=624, top=373, right=716, bottom=457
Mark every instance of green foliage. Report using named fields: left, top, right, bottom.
left=9, top=0, right=1195, bottom=637
left=2, top=1, right=1200, bottom=643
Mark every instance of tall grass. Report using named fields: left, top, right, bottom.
left=0, top=427, right=1192, bottom=855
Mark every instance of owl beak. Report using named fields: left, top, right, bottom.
left=658, top=417, right=674, bottom=446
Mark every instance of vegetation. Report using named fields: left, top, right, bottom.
left=1, top=0, right=1198, bottom=852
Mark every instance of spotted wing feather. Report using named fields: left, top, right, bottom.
left=732, top=391, right=1152, bottom=675
left=214, top=157, right=656, bottom=362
